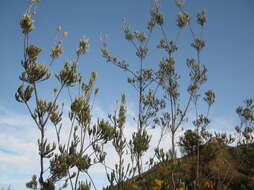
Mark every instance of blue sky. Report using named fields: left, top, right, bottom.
left=0, top=0, right=254, bottom=189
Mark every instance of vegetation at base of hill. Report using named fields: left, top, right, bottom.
left=104, top=143, right=254, bottom=190
left=108, top=97, right=254, bottom=190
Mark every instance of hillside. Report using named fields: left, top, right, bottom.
left=106, top=143, right=254, bottom=190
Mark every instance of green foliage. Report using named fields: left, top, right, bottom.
left=15, top=84, right=34, bottom=103
left=150, top=2, right=164, bottom=26
left=101, top=1, right=168, bottom=177
left=50, top=40, right=64, bottom=59
left=177, top=11, right=190, bottom=28
left=26, top=45, right=42, bottom=61
left=235, top=98, right=254, bottom=145
left=19, top=62, right=51, bottom=83
left=104, top=94, right=133, bottom=190
left=26, top=175, right=38, bottom=190
left=214, top=132, right=235, bottom=145
left=233, top=144, right=254, bottom=176
left=204, top=90, right=215, bottom=107
left=130, top=128, right=151, bottom=156
left=148, top=1, right=214, bottom=189
left=56, top=61, right=81, bottom=87
left=197, top=9, right=207, bottom=26
left=231, top=175, right=254, bottom=190
left=154, top=148, right=171, bottom=162
left=20, top=13, right=34, bottom=34
left=77, top=181, right=90, bottom=190
left=76, top=37, right=89, bottom=56
left=178, top=129, right=203, bottom=156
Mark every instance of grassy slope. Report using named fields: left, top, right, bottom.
left=107, top=143, right=254, bottom=190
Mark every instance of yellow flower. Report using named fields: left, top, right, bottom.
left=63, top=32, right=68, bottom=37
left=31, top=0, right=40, bottom=3
left=154, top=179, right=164, bottom=186
left=176, top=187, right=184, bottom=190
left=153, top=179, right=164, bottom=190
left=203, top=180, right=214, bottom=189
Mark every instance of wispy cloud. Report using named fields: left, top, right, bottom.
left=0, top=103, right=239, bottom=189
left=209, top=115, right=238, bottom=133
left=0, top=107, right=39, bottom=188
left=0, top=105, right=33, bottom=128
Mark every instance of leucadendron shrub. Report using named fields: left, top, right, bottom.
left=101, top=1, right=215, bottom=190
left=17, top=1, right=115, bottom=189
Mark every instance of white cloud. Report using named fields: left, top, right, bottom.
left=0, top=103, right=239, bottom=189
left=0, top=105, right=33, bottom=128
left=209, top=115, right=237, bottom=133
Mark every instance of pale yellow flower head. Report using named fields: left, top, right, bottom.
left=63, top=32, right=68, bottom=37
left=20, top=13, right=34, bottom=34
left=77, top=37, right=89, bottom=56
left=176, top=0, right=184, bottom=7
left=31, top=0, right=40, bottom=3
left=50, top=41, right=64, bottom=59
